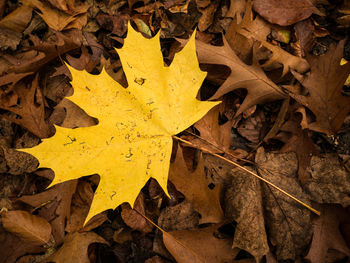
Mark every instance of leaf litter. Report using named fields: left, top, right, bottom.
left=0, top=0, right=350, bottom=262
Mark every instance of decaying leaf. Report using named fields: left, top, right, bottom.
left=163, top=224, right=238, bottom=263
left=23, top=0, right=89, bottom=31
left=224, top=167, right=269, bottom=261
left=225, top=0, right=246, bottom=23
left=279, top=119, right=318, bottom=183
left=18, top=180, right=78, bottom=245
left=286, top=41, right=350, bottom=134
left=44, top=232, right=107, bottom=263
left=253, top=0, right=322, bottom=26
left=1, top=210, right=52, bottom=246
left=189, top=37, right=286, bottom=115
left=256, top=148, right=312, bottom=260
left=225, top=1, right=310, bottom=76
left=305, top=205, right=350, bottom=263
left=304, top=154, right=350, bottom=206
left=0, top=74, right=53, bottom=138
left=21, top=24, right=219, bottom=223
left=0, top=5, right=33, bottom=32
left=121, top=192, right=154, bottom=233
left=169, top=146, right=224, bottom=224
left=194, top=106, right=232, bottom=153
left=65, top=179, right=94, bottom=233
left=0, top=232, right=45, bottom=263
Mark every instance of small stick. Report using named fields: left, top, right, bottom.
left=173, top=135, right=320, bottom=216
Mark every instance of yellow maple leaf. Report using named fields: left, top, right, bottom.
left=21, top=24, right=219, bottom=223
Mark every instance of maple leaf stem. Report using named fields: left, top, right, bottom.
left=173, top=135, right=321, bottom=216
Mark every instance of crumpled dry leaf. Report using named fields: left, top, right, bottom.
left=44, top=232, right=107, bottom=263
left=0, top=74, right=53, bottom=138
left=253, top=0, right=323, bottom=26
left=96, top=13, right=130, bottom=36
left=163, top=224, right=238, bottom=263
left=0, top=27, right=21, bottom=51
left=0, top=5, right=33, bottom=32
left=186, top=37, right=285, bottom=115
left=237, top=110, right=265, bottom=144
left=169, top=146, right=224, bottom=224
left=279, top=118, right=318, bottom=183
left=196, top=0, right=218, bottom=32
left=0, top=231, right=45, bottom=263
left=154, top=201, right=199, bottom=258
left=225, top=0, right=246, bottom=24
left=65, top=179, right=96, bottom=233
left=1, top=146, right=38, bottom=175
left=224, top=167, right=269, bottom=261
left=18, top=180, right=77, bottom=245
left=285, top=40, right=350, bottom=134
left=305, top=205, right=350, bottom=263
left=256, top=148, right=312, bottom=260
left=194, top=105, right=232, bottom=153
left=225, top=1, right=310, bottom=76
left=1, top=210, right=52, bottom=246
left=0, top=30, right=81, bottom=78
left=304, top=154, right=350, bottom=206
left=294, top=19, right=316, bottom=57
left=121, top=192, right=154, bottom=233
left=54, top=98, right=97, bottom=129
left=225, top=0, right=270, bottom=62
left=23, top=0, right=89, bottom=31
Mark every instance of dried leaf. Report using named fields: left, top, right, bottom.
left=190, top=37, right=286, bottom=115
left=224, top=167, right=269, bottom=261
left=18, top=180, right=77, bottom=245
left=226, top=1, right=310, bottom=76
left=286, top=41, right=350, bottom=134
left=280, top=119, right=318, bottom=183
left=121, top=193, right=154, bottom=233
left=23, top=0, right=89, bottom=31
left=225, top=0, right=246, bottom=23
left=0, top=74, right=53, bottom=138
left=256, top=148, right=312, bottom=260
left=305, top=205, right=350, bottom=263
left=0, top=232, right=44, bottom=263
left=169, top=146, right=224, bottom=224
left=65, top=180, right=94, bottom=233
left=253, top=0, right=322, bottom=26
left=1, top=146, right=38, bottom=175
left=44, top=232, right=107, bottom=263
left=304, top=154, right=350, bottom=206
left=0, top=30, right=81, bottom=78
left=294, top=19, right=316, bottom=57
left=197, top=1, right=218, bottom=32
left=55, top=98, right=97, bottom=129
left=0, top=27, right=21, bottom=51
left=0, top=5, right=33, bottom=32
left=1, top=210, right=52, bottom=246
left=163, top=224, right=238, bottom=263
left=194, top=106, right=232, bottom=153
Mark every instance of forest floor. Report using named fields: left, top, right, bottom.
left=0, top=0, right=350, bottom=262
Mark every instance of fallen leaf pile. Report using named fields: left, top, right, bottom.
left=0, top=0, right=350, bottom=262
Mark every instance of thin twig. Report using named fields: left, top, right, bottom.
left=173, top=135, right=321, bottom=216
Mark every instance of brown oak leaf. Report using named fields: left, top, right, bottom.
left=286, top=41, right=350, bottom=134
left=186, top=37, right=286, bottom=115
